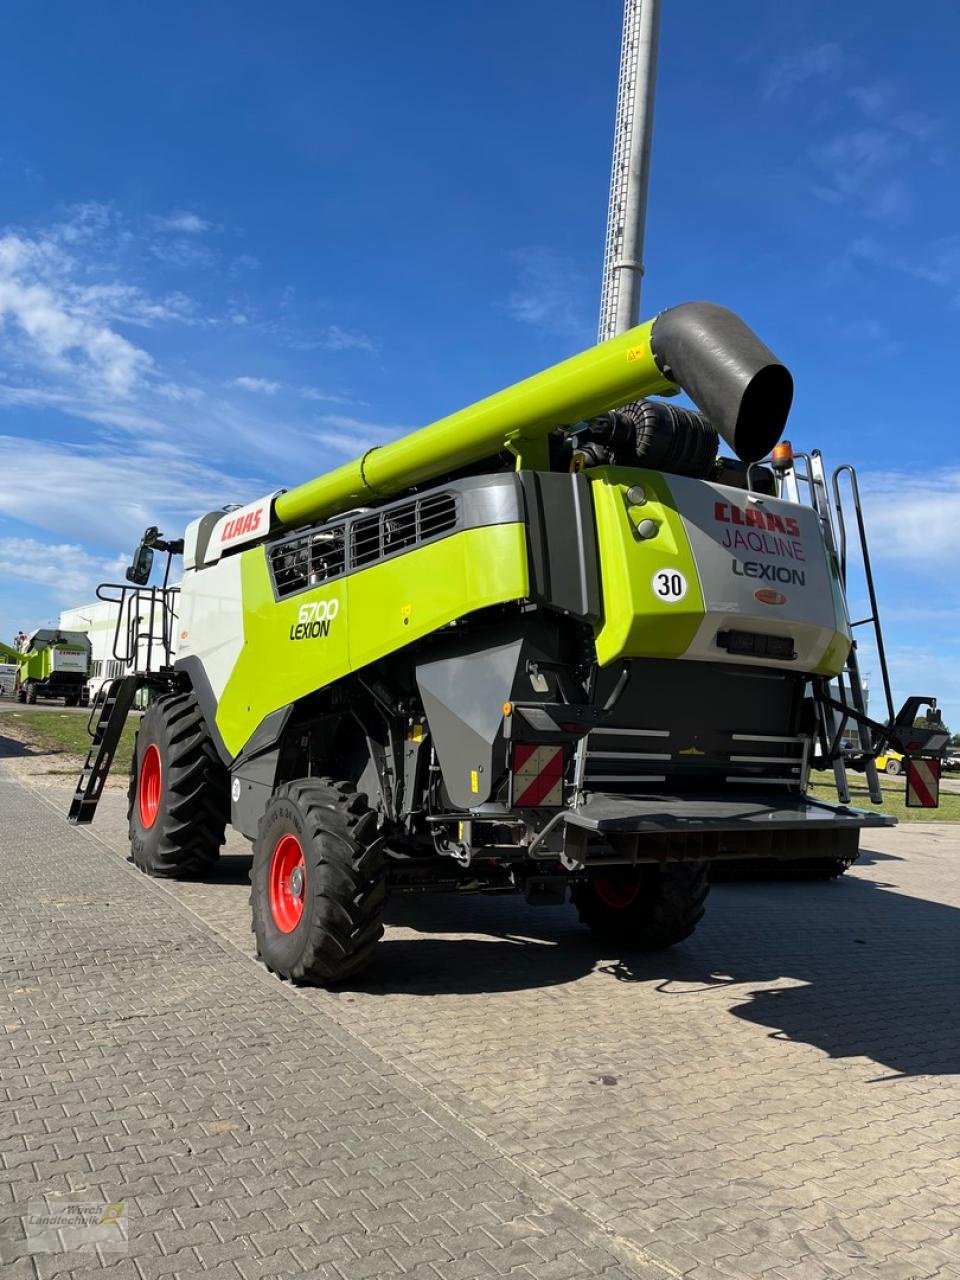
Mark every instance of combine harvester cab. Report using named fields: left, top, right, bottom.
left=69, top=303, right=947, bottom=984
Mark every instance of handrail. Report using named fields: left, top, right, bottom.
left=831, top=465, right=894, bottom=726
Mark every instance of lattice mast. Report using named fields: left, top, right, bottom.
left=598, top=0, right=662, bottom=341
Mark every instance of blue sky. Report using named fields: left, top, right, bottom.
left=1, top=1, right=958, bottom=727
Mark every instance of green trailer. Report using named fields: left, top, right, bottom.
left=68, top=303, right=947, bottom=985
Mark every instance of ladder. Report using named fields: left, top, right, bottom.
left=775, top=450, right=888, bottom=806
left=68, top=676, right=145, bottom=825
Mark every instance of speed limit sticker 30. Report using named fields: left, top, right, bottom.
left=651, top=569, right=688, bottom=603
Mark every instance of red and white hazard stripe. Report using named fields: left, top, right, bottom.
left=906, top=757, right=940, bottom=809
left=513, top=743, right=565, bottom=808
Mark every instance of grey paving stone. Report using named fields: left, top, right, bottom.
left=4, top=768, right=960, bottom=1280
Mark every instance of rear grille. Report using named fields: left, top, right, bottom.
left=577, top=728, right=807, bottom=794
left=268, top=491, right=459, bottom=599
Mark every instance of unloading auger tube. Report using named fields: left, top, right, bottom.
left=274, top=301, right=793, bottom=530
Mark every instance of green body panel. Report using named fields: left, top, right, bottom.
left=274, top=321, right=676, bottom=529
left=215, top=522, right=530, bottom=756
left=590, top=467, right=706, bottom=665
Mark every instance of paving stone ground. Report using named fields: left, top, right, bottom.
left=1, top=756, right=959, bottom=1280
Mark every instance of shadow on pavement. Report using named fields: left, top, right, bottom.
left=0, top=733, right=40, bottom=759
left=353, top=852, right=960, bottom=1078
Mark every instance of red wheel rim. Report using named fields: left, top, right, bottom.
left=138, top=744, right=162, bottom=829
left=593, top=877, right=641, bottom=910
left=269, top=834, right=306, bottom=933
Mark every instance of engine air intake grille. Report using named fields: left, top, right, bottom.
left=268, top=491, right=459, bottom=598
left=352, top=493, right=458, bottom=568
left=270, top=526, right=348, bottom=598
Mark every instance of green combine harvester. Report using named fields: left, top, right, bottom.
left=68, top=303, right=947, bottom=984
left=0, top=630, right=91, bottom=706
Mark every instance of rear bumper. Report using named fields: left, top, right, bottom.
left=565, top=790, right=894, bottom=835
left=558, top=790, right=893, bottom=868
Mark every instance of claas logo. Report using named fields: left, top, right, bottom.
left=221, top=508, right=263, bottom=542
left=714, top=501, right=800, bottom=538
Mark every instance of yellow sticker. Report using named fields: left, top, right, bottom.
left=626, top=345, right=646, bottom=363
left=470, top=769, right=480, bottom=794
left=400, top=603, right=412, bottom=617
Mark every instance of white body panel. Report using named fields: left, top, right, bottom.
left=176, top=557, right=244, bottom=702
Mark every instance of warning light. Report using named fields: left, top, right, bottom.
left=770, top=440, right=794, bottom=471
left=502, top=702, right=513, bottom=716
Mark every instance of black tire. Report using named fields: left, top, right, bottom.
left=885, top=758, right=902, bottom=776
left=571, top=861, right=709, bottom=949
left=250, top=778, right=385, bottom=985
left=127, top=691, right=228, bottom=878
left=64, top=694, right=79, bottom=707
left=25, top=684, right=37, bottom=705
left=16, top=687, right=26, bottom=704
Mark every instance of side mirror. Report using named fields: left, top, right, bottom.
left=125, top=544, right=154, bottom=585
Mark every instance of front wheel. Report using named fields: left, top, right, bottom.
left=885, top=758, right=902, bottom=776
left=571, top=861, right=709, bottom=950
left=250, top=779, right=385, bottom=985
left=127, top=691, right=228, bottom=877
left=24, top=684, right=37, bottom=705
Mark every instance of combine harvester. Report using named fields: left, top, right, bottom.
left=68, top=303, right=947, bottom=984
left=0, top=630, right=91, bottom=706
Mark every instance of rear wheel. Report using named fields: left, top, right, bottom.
left=127, top=691, right=228, bottom=877
left=572, top=861, right=709, bottom=949
left=24, top=683, right=37, bottom=705
left=250, top=778, right=384, bottom=985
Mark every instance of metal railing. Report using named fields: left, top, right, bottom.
left=95, top=583, right=180, bottom=673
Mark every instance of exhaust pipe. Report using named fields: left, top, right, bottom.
left=650, top=302, right=793, bottom=463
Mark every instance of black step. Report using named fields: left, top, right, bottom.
left=68, top=676, right=143, bottom=825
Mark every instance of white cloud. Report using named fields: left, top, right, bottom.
left=0, top=434, right=257, bottom=547
left=228, top=253, right=260, bottom=277
left=148, top=238, right=216, bottom=269
left=229, top=375, right=281, bottom=394
left=150, top=211, right=211, bottom=234
left=318, top=324, right=378, bottom=354
left=505, top=248, right=589, bottom=340
left=313, top=413, right=407, bottom=455
left=858, top=468, right=960, bottom=569
left=0, top=252, right=154, bottom=396
left=810, top=129, right=911, bottom=223
left=300, top=386, right=360, bottom=405
left=762, top=43, right=844, bottom=101
left=0, top=537, right=126, bottom=604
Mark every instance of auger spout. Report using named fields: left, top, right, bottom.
left=274, top=302, right=792, bottom=530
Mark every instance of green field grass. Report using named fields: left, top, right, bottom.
left=807, top=769, right=960, bottom=823
left=0, top=709, right=139, bottom=777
